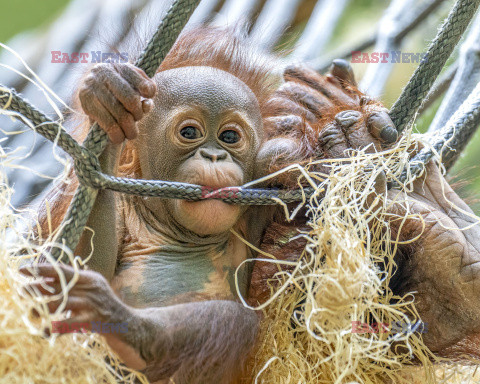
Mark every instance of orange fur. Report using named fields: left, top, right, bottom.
left=31, top=26, right=393, bottom=383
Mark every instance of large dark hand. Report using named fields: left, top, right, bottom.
left=250, top=60, right=396, bottom=302
left=251, top=61, right=480, bottom=359
left=388, top=162, right=480, bottom=356
left=257, top=59, right=398, bottom=179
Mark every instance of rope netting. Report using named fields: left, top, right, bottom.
left=1, top=1, right=480, bottom=383
left=0, top=0, right=479, bottom=255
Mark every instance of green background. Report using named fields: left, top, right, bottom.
left=1, top=0, right=478, bottom=208
left=0, top=0, right=69, bottom=43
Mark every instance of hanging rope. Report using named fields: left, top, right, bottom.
left=0, top=85, right=313, bottom=204
left=398, top=80, right=480, bottom=184
left=0, top=0, right=479, bottom=257
left=389, top=0, right=480, bottom=134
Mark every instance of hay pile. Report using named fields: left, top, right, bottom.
left=245, top=132, right=480, bottom=383
left=0, top=143, right=147, bottom=383
left=0, top=50, right=479, bottom=382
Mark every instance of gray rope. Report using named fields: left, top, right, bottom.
left=54, top=0, right=202, bottom=257
left=398, top=80, right=480, bottom=184
left=0, top=85, right=313, bottom=204
left=0, top=86, right=90, bottom=163
left=426, top=10, right=480, bottom=171
left=417, top=61, right=458, bottom=115
left=389, top=0, right=480, bottom=134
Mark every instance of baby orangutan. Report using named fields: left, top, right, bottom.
left=27, top=28, right=397, bottom=383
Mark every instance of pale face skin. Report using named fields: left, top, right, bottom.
left=136, top=66, right=263, bottom=235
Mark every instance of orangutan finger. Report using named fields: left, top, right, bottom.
left=266, top=96, right=316, bottom=123
left=335, top=110, right=362, bottom=130
left=26, top=279, right=62, bottom=296
left=277, top=81, right=335, bottom=119
left=19, top=264, right=85, bottom=285
left=283, top=64, right=356, bottom=107
left=318, top=122, right=349, bottom=159
left=264, top=115, right=304, bottom=134
left=329, top=59, right=357, bottom=87
left=142, top=99, right=154, bottom=114
left=113, top=63, right=157, bottom=99
left=94, top=84, right=138, bottom=140
left=367, top=111, right=398, bottom=143
left=47, top=296, right=89, bottom=315
left=334, top=110, right=379, bottom=152
left=81, top=96, right=125, bottom=144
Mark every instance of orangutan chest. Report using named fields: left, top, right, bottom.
left=111, top=250, right=237, bottom=308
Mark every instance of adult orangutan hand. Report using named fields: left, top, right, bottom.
left=250, top=59, right=398, bottom=303
left=256, top=59, right=398, bottom=183
left=387, top=161, right=480, bottom=356
left=252, top=60, right=480, bottom=359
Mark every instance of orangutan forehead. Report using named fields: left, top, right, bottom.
left=153, top=66, right=261, bottom=116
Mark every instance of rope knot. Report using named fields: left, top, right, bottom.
left=73, top=148, right=105, bottom=189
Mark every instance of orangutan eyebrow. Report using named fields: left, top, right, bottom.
left=219, top=110, right=257, bottom=135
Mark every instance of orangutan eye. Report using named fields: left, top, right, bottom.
left=180, top=126, right=202, bottom=140
left=219, top=130, right=240, bottom=144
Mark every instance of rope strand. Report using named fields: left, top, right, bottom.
left=0, top=0, right=479, bottom=257
left=389, top=0, right=480, bottom=134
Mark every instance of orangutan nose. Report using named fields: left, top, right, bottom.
left=199, top=148, right=228, bottom=162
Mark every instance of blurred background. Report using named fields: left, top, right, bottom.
left=0, top=0, right=478, bottom=211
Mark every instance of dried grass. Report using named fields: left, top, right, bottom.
left=0, top=87, right=146, bottom=383
left=240, top=131, right=480, bottom=384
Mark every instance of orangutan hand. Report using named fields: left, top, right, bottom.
left=387, top=162, right=480, bottom=356
left=78, top=63, right=157, bottom=144
left=254, top=60, right=480, bottom=359
left=20, top=264, right=132, bottom=328
left=264, top=59, right=398, bottom=159
left=251, top=60, right=398, bottom=302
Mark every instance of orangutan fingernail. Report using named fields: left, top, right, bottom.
left=380, top=125, right=398, bottom=143
left=332, top=59, right=350, bottom=70
left=368, top=112, right=397, bottom=143
left=331, top=59, right=356, bottom=85
left=142, top=99, right=154, bottom=113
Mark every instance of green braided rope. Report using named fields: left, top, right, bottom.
left=0, top=0, right=478, bottom=258
left=389, top=0, right=480, bottom=134
left=0, top=85, right=90, bottom=162
left=397, top=80, right=480, bottom=184
left=53, top=0, right=202, bottom=257
left=0, top=85, right=313, bottom=204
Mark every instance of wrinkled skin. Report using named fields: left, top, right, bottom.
left=250, top=65, right=480, bottom=357
left=25, top=48, right=445, bottom=383
left=257, top=60, right=398, bottom=181
left=387, top=162, right=480, bottom=355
